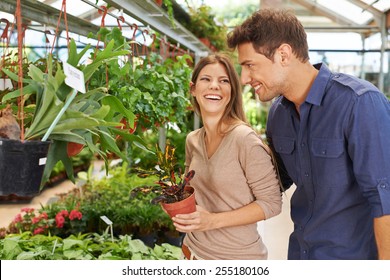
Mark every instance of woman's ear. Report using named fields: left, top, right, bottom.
left=189, top=81, right=195, bottom=95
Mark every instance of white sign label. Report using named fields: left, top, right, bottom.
left=100, top=215, right=113, bottom=225
left=63, top=62, right=86, bottom=93
left=39, top=157, right=47, bottom=165
left=0, top=78, right=13, bottom=90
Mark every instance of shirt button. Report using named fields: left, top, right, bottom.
left=380, top=184, right=386, bottom=189
left=304, top=172, right=309, bottom=177
left=303, top=250, right=307, bottom=254
left=301, top=143, right=305, bottom=147
left=321, top=150, right=326, bottom=155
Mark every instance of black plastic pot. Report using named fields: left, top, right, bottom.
left=0, top=138, right=51, bottom=198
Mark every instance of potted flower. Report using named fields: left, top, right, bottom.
left=131, top=143, right=196, bottom=218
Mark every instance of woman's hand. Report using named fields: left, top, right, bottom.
left=171, top=205, right=217, bottom=233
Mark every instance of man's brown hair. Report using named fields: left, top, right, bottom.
left=227, top=9, right=309, bottom=63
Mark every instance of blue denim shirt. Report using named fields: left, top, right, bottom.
left=266, top=63, right=390, bottom=259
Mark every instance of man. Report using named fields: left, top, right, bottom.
left=227, top=9, right=390, bottom=260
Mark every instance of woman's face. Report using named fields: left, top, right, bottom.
left=191, top=63, right=231, bottom=118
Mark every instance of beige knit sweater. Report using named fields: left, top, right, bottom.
left=183, top=124, right=282, bottom=260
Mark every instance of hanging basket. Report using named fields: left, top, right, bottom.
left=0, top=138, right=51, bottom=198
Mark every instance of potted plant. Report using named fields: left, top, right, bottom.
left=0, top=37, right=145, bottom=198
left=182, top=4, right=228, bottom=51
left=131, top=143, right=196, bottom=218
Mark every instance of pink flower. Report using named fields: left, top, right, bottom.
left=31, top=217, right=41, bottom=224
left=33, top=227, right=45, bottom=235
left=69, top=210, right=82, bottom=221
left=59, top=210, right=69, bottom=218
left=55, top=213, right=65, bottom=228
left=13, top=214, right=23, bottom=223
left=39, top=212, right=48, bottom=220
left=21, top=207, right=34, bottom=213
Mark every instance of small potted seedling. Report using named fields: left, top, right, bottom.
left=131, top=144, right=196, bottom=217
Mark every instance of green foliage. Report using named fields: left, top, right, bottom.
left=105, top=51, right=193, bottom=133
left=0, top=232, right=182, bottom=260
left=183, top=4, right=228, bottom=51
left=242, top=87, right=269, bottom=136
left=1, top=37, right=147, bottom=188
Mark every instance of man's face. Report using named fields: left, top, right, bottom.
left=237, top=42, right=286, bottom=102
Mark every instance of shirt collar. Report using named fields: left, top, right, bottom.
left=305, top=63, right=332, bottom=106
left=280, top=63, right=332, bottom=108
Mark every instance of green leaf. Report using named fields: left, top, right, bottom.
left=67, top=39, right=91, bottom=67
left=41, top=140, right=75, bottom=186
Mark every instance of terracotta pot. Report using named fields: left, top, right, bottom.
left=67, top=142, right=84, bottom=157
left=162, top=186, right=196, bottom=218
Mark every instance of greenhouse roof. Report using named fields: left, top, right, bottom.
left=0, top=0, right=389, bottom=55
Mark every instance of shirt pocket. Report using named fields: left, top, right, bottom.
left=272, top=136, right=297, bottom=182
left=273, top=136, right=295, bottom=155
left=311, top=138, right=349, bottom=187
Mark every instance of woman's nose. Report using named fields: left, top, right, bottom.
left=209, top=79, right=219, bottom=89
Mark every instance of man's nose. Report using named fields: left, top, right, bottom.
left=240, top=68, right=251, bottom=85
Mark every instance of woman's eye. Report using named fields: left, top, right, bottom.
left=200, top=77, right=210, bottom=81
left=221, top=79, right=230, bottom=83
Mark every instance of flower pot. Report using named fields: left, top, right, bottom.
left=67, top=142, right=84, bottom=157
left=161, top=186, right=196, bottom=218
left=0, top=138, right=50, bottom=198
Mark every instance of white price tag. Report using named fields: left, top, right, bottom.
left=100, top=215, right=113, bottom=225
left=39, top=157, right=47, bottom=165
left=63, top=62, right=86, bottom=93
left=0, top=78, right=13, bottom=90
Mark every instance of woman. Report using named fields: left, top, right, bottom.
left=172, top=54, right=282, bottom=260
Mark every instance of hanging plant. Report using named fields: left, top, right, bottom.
left=0, top=38, right=147, bottom=189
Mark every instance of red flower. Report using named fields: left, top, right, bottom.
left=13, top=214, right=23, bottom=223
left=55, top=213, right=65, bottom=228
left=69, top=210, right=82, bottom=221
left=33, top=227, right=45, bottom=235
left=31, top=217, right=41, bottom=224
left=59, top=210, right=69, bottom=217
left=21, top=207, right=34, bottom=213
left=39, top=212, right=48, bottom=220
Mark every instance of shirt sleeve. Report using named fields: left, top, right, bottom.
left=239, top=130, right=283, bottom=219
left=266, top=101, right=294, bottom=191
left=347, top=91, right=390, bottom=217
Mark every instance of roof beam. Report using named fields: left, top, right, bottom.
left=104, top=0, right=209, bottom=55
left=291, top=0, right=358, bottom=26
left=345, top=0, right=383, bottom=20
left=0, top=0, right=99, bottom=37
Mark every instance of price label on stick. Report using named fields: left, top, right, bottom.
left=63, top=62, right=86, bottom=93
left=100, top=216, right=113, bottom=225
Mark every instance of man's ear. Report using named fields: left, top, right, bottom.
left=278, top=44, right=292, bottom=64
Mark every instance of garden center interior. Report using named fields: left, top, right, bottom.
left=0, top=0, right=389, bottom=260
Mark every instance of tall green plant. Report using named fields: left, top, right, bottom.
left=1, top=39, right=146, bottom=186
